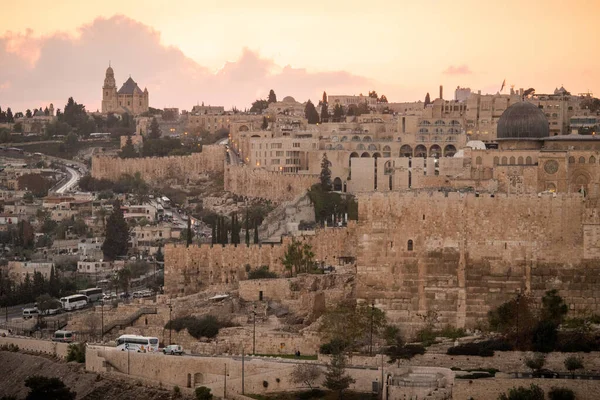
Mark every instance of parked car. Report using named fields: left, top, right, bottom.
left=22, top=308, right=39, bottom=319
left=52, top=330, right=74, bottom=343
left=163, top=345, right=184, bottom=355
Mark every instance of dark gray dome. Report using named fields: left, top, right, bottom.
left=497, top=102, right=549, bottom=139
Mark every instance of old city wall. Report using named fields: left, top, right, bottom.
left=91, top=145, right=225, bottom=184
left=164, top=224, right=358, bottom=296
left=224, top=164, right=318, bottom=202
left=356, top=191, right=600, bottom=332
left=0, top=336, right=69, bottom=359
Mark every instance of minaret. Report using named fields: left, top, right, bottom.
left=143, top=87, right=149, bottom=113
left=102, top=64, right=118, bottom=113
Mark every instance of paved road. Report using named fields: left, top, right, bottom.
left=55, top=166, right=81, bottom=194
left=1, top=303, right=35, bottom=322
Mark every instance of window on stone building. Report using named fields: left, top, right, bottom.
left=579, top=157, right=586, bottom=164
left=590, top=156, right=596, bottom=164
left=493, top=156, right=499, bottom=166
left=509, top=156, right=516, bottom=165
left=569, top=156, right=575, bottom=164
left=526, top=156, right=532, bottom=164
left=476, top=156, right=482, bottom=165
left=407, top=240, right=413, bottom=251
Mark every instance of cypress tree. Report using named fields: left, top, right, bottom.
left=211, top=223, right=216, bottom=245
left=102, top=200, right=129, bottom=260
left=186, top=217, right=192, bottom=247
left=254, top=220, right=259, bottom=244
left=245, top=208, right=250, bottom=246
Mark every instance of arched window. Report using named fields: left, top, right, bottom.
left=331, top=136, right=339, bottom=142
left=420, top=120, right=431, bottom=125
left=476, top=156, right=482, bottom=165
left=407, top=240, right=413, bottom=251
left=419, top=128, right=429, bottom=134
left=526, top=156, right=532, bottom=164
left=579, top=156, right=586, bottom=164
left=501, top=156, right=507, bottom=165
left=569, top=156, right=575, bottom=164
left=493, top=156, right=499, bottom=166
left=590, top=156, right=596, bottom=164
left=341, top=136, right=348, bottom=142
left=357, top=144, right=365, bottom=150
left=434, top=120, right=445, bottom=125
left=518, top=156, right=524, bottom=164
left=450, top=120, right=461, bottom=126
left=509, top=156, right=516, bottom=164
left=368, top=144, right=378, bottom=151
left=363, top=136, right=372, bottom=142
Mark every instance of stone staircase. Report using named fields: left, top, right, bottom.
left=102, top=307, right=158, bottom=335
left=258, top=192, right=315, bottom=243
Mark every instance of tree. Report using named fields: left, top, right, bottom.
left=245, top=208, right=250, bottom=246
left=253, top=220, right=259, bottom=244
left=525, top=353, right=546, bottom=373
left=64, top=132, right=78, bottom=150
left=320, top=91, right=329, bottom=122
left=6, top=108, right=14, bottom=123
left=120, top=136, right=137, bottom=158
left=424, top=93, right=431, bottom=108
left=332, top=104, right=344, bottom=122
left=281, top=239, right=314, bottom=276
left=548, top=387, right=575, bottom=400
left=17, top=174, right=51, bottom=197
left=261, top=116, right=268, bottom=130
left=324, top=353, right=355, bottom=399
left=523, top=88, right=536, bottom=97
left=541, top=289, right=568, bottom=325
left=250, top=99, right=269, bottom=113
left=304, top=100, right=319, bottom=124
left=26, top=109, right=32, bottom=118
left=498, top=384, right=544, bottom=400
left=186, top=218, right=193, bottom=247
left=564, top=355, right=583, bottom=377
left=378, top=95, right=388, bottom=103
left=24, top=376, right=76, bottom=400
left=368, top=91, right=378, bottom=99
left=155, top=246, right=164, bottom=262
left=211, top=223, right=216, bottom=245
left=149, top=117, right=161, bottom=139
left=117, top=267, right=132, bottom=295
left=101, top=200, right=129, bottom=260
left=320, top=153, right=332, bottom=191
left=290, top=363, right=322, bottom=390
left=194, top=386, right=213, bottom=400
left=268, top=89, right=277, bottom=104
left=36, top=294, right=60, bottom=315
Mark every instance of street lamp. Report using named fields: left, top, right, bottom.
left=168, top=303, right=173, bottom=345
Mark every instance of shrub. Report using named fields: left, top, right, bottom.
left=414, top=326, right=437, bottom=347
left=439, top=325, right=467, bottom=340
left=447, top=342, right=494, bottom=357
left=532, top=320, right=558, bottom=353
left=319, top=338, right=348, bottom=355
left=248, top=266, right=277, bottom=280
left=525, top=353, right=546, bottom=372
left=173, top=386, right=181, bottom=399
left=564, top=355, right=583, bottom=374
left=548, top=387, right=575, bottom=400
left=498, top=384, right=544, bottom=400
left=66, top=343, right=85, bottom=363
left=455, top=372, right=493, bottom=379
left=164, top=316, right=233, bottom=340
left=262, top=380, right=268, bottom=388
left=24, top=375, right=75, bottom=400
left=195, top=386, right=213, bottom=400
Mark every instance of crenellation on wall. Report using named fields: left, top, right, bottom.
left=91, top=145, right=225, bottom=184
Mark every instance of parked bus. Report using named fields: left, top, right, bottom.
left=115, top=335, right=160, bottom=352
left=78, top=288, right=103, bottom=302
left=60, top=294, right=89, bottom=311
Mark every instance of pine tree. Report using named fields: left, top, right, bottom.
left=268, top=89, right=277, bottom=104
left=424, top=92, right=431, bottom=108
left=324, top=353, right=355, bottom=399
left=304, top=100, right=319, bottom=124
left=26, top=109, right=32, bottom=118
left=320, top=91, right=329, bottom=123
left=101, top=200, right=129, bottom=260
left=186, top=218, right=192, bottom=247
left=254, top=220, right=259, bottom=244
left=211, top=223, right=217, bottom=245
left=149, top=117, right=161, bottom=139
left=245, top=208, right=250, bottom=246
left=120, top=136, right=137, bottom=158
left=320, top=153, right=332, bottom=191
left=261, top=116, right=268, bottom=130
left=6, top=107, right=14, bottom=123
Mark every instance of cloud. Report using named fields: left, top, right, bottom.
left=443, top=65, right=473, bottom=75
left=0, top=15, right=371, bottom=112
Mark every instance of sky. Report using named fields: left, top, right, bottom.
left=0, top=0, right=598, bottom=113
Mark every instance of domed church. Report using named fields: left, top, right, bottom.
left=101, top=64, right=149, bottom=115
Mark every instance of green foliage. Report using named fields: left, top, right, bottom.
left=281, top=239, right=314, bottom=276
left=384, top=327, right=425, bottom=363
left=119, top=135, right=137, bottom=158
left=455, top=372, right=494, bottom=379
left=498, top=384, right=544, bottom=400
left=24, top=375, right=76, bottom=400
left=532, top=319, right=558, bottom=353
left=248, top=266, right=278, bottom=280
left=36, top=293, right=60, bottom=313
left=307, top=184, right=358, bottom=224
left=525, top=353, right=546, bottom=372
left=320, top=153, right=332, bottom=191
left=267, top=89, right=277, bottom=104
left=324, top=353, right=355, bottom=397
left=548, top=387, right=575, bottom=400
left=319, top=338, right=348, bottom=355
left=319, top=302, right=387, bottom=353
left=165, top=316, right=233, bottom=339
left=102, top=200, right=129, bottom=260
left=332, top=104, right=344, bottom=122
left=541, top=289, right=568, bottom=325
left=290, top=364, right=321, bottom=390
left=17, top=174, right=52, bottom=197
left=564, top=355, right=583, bottom=372
left=250, top=99, right=269, bottom=113
left=414, top=326, right=437, bottom=347
left=447, top=342, right=495, bottom=357
left=149, top=117, right=161, bottom=139
left=195, top=386, right=213, bottom=400
left=304, top=100, right=319, bottom=124
left=66, top=342, right=86, bottom=363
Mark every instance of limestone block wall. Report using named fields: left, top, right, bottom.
left=355, top=191, right=600, bottom=331
left=164, top=224, right=357, bottom=296
left=91, top=145, right=225, bottom=184
left=224, top=165, right=318, bottom=202
left=0, top=336, right=69, bottom=359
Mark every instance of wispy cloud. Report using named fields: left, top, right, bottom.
left=0, top=15, right=371, bottom=112
left=443, top=65, right=473, bottom=75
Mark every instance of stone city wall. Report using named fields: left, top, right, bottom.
left=164, top=224, right=357, bottom=296
left=224, top=164, right=318, bottom=202
left=0, top=336, right=69, bottom=359
left=355, top=190, right=600, bottom=332
left=91, top=145, right=225, bottom=184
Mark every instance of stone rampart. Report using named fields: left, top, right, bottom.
left=355, top=191, right=600, bottom=331
left=0, top=336, right=69, bottom=359
left=224, top=165, right=318, bottom=202
left=91, top=145, right=225, bottom=184
left=164, top=224, right=357, bottom=296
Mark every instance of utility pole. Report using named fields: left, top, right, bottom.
left=242, top=349, right=245, bottom=395
left=369, top=301, right=375, bottom=356
left=168, top=303, right=173, bottom=345
left=101, top=300, right=104, bottom=343
left=380, top=354, right=384, bottom=400
left=224, top=363, right=227, bottom=399
left=253, top=304, right=256, bottom=355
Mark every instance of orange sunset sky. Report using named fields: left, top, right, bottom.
left=0, top=0, right=598, bottom=112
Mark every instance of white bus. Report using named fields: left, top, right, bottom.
left=79, top=288, right=103, bottom=302
left=60, top=294, right=89, bottom=311
left=116, top=335, right=160, bottom=352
